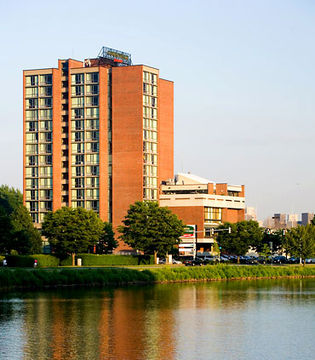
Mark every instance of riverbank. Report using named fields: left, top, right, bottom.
left=0, top=265, right=314, bottom=292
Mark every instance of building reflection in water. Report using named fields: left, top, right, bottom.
left=21, top=286, right=177, bottom=360
left=2, top=279, right=312, bottom=360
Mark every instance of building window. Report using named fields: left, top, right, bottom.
left=74, top=120, right=84, bottom=130
left=91, top=142, right=98, bottom=153
left=91, top=166, right=98, bottom=176
left=75, top=132, right=83, bottom=142
left=72, top=108, right=84, bottom=119
left=204, top=207, right=222, bottom=223
left=76, top=189, right=84, bottom=199
left=26, top=110, right=38, bottom=120
left=31, top=190, right=37, bottom=200
left=76, top=86, right=84, bottom=96
left=25, top=87, right=38, bottom=97
left=31, top=167, right=38, bottom=177
left=86, top=85, right=98, bottom=95
left=28, top=122, right=37, bottom=132
left=30, top=202, right=37, bottom=212
left=75, top=167, right=84, bottom=177
left=72, top=74, right=84, bottom=85
left=40, top=74, right=52, bottom=85
left=75, top=155, right=84, bottom=165
left=86, top=72, right=99, bottom=84
left=27, top=98, right=38, bottom=109
left=75, top=178, right=84, bottom=188
left=228, top=191, right=239, bottom=197
left=26, top=75, right=38, bottom=86
left=40, top=98, right=52, bottom=108
left=86, top=96, right=99, bottom=106
left=44, top=132, right=52, bottom=142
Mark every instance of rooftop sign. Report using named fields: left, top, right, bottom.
left=98, top=46, right=132, bottom=65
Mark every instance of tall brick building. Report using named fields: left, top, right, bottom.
left=23, top=47, right=173, bottom=250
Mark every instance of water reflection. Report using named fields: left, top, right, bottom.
left=0, top=279, right=314, bottom=360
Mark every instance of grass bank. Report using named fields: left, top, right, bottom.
left=0, top=265, right=314, bottom=292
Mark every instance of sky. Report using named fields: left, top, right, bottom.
left=0, top=0, right=314, bottom=220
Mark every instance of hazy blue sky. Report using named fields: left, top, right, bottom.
left=0, top=0, right=314, bottom=220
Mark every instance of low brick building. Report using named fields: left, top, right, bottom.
left=159, top=173, right=245, bottom=255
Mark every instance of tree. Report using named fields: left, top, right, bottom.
left=42, top=207, right=104, bottom=265
left=255, top=229, right=283, bottom=254
left=217, top=220, right=263, bottom=263
left=118, top=201, right=185, bottom=261
left=285, top=225, right=315, bottom=265
left=96, top=222, right=117, bottom=254
left=259, top=243, right=272, bottom=264
left=0, top=185, right=41, bottom=254
left=10, top=206, right=42, bottom=254
left=311, top=216, right=315, bottom=226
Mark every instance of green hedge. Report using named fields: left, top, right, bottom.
left=61, top=254, right=154, bottom=266
left=5, top=255, right=59, bottom=267
left=29, top=255, right=59, bottom=267
left=4, top=254, right=154, bottom=267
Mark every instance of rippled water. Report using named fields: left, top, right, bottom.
left=0, top=279, right=314, bottom=360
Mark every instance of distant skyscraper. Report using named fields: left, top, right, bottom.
left=245, top=206, right=257, bottom=221
left=273, top=213, right=286, bottom=229
left=286, top=214, right=299, bottom=229
left=301, top=213, right=314, bottom=226
left=263, top=217, right=275, bottom=229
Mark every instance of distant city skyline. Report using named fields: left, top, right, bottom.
left=0, top=0, right=315, bottom=219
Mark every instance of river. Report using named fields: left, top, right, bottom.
left=0, top=278, right=314, bottom=360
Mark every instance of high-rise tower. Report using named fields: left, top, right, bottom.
left=23, top=47, right=173, bottom=250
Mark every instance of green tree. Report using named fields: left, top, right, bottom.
left=118, top=201, right=185, bottom=261
left=255, top=229, right=283, bottom=253
left=259, top=243, right=272, bottom=264
left=0, top=185, right=23, bottom=213
left=285, top=225, right=315, bottom=265
left=42, top=207, right=104, bottom=265
left=10, top=206, right=42, bottom=254
left=96, top=222, right=117, bottom=254
left=217, top=220, right=263, bottom=263
left=0, top=185, right=41, bottom=254
left=311, top=216, right=315, bottom=226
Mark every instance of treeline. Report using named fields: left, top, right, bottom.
left=0, top=186, right=118, bottom=264
left=216, top=220, right=315, bottom=264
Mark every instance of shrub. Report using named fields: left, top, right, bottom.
left=29, top=255, right=59, bottom=267
left=5, top=254, right=59, bottom=267
left=6, top=255, right=34, bottom=267
left=60, top=254, right=154, bottom=266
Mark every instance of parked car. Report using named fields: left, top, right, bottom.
left=184, top=258, right=203, bottom=266
left=203, top=256, right=218, bottom=264
left=288, top=257, right=300, bottom=264
left=219, top=255, right=230, bottom=263
left=229, top=255, right=238, bottom=263
left=305, top=258, right=315, bottom=264
left=158, top=258, right=166, bottom=264
left=257, top=256, right=272, bottom=264
left=273, top=256, right=287, bottom=264
left=172, top=259, right=182, bottom=264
